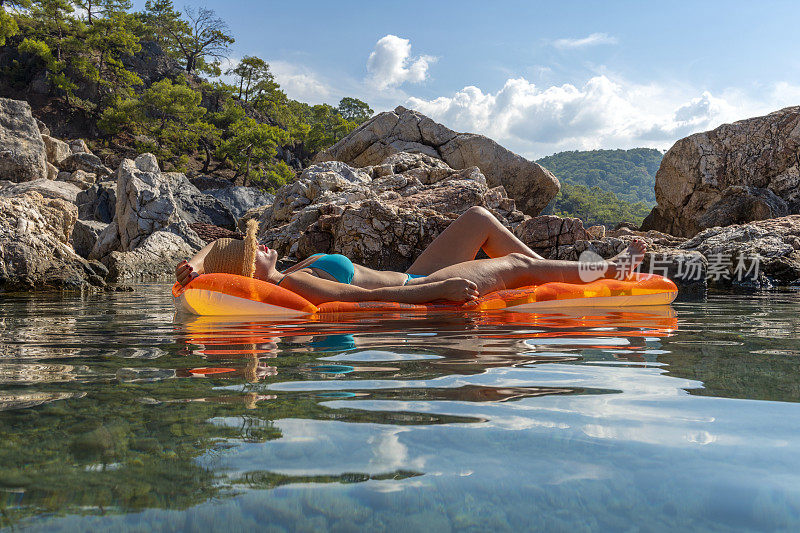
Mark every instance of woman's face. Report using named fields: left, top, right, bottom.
left=254, top=244, right=279, bottom=280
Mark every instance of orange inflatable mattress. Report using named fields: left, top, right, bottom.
left=172, top=273, right=678, bottom=317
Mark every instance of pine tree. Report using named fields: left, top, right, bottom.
left=226, top=55, right=277, bottom=103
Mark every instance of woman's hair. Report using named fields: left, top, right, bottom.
left=203, top=219, right=260, bottom=277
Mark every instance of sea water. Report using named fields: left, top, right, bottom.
left=1, top=286, right=799, bottom=531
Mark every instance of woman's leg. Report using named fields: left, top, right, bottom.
left=407, top=206, right=545, bottom=275
left=415, top=241, right=647, bottom=294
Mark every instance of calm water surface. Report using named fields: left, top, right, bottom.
left=1, top=285, right=800, bottom=531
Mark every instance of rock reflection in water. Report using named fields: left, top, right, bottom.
left=3, top=287, right=800, bottom=531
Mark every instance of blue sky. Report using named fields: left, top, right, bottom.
left=134, top=0, right=799, bottom=158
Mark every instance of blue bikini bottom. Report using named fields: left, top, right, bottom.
left=404, top=273, right=426, bottom=285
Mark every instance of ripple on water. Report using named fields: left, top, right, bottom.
left=1, top=287, right=800, bottom=531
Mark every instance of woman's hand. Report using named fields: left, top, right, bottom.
left=436, top=278, right=479, bottom=302
left=175, top=260, right=199, bottom=287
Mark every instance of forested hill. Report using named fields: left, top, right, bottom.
left=0, top=0, right=374, bottom=190
left=536, top=148, right=664, bottom=228
left=536, top=148, right=663, bottom=204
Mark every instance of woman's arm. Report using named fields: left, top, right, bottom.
left=280, top=271, right=479, bottom=305
left=175, top=241, right=216, bottom=286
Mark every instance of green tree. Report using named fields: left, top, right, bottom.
left=105, top=78, right=218, bottom=165
left=536, top=148, right=663, bottom=205
left=218, top=117, right=290, bottom=188
left=0, top=6, right=19, bottom=46
left=81, top=10, right=142, bottom=111
left=545, top=182, right=652, bottom=228
left=141, top=2, right=233, bottom=75
left=27, top=0, right=74, bottom=62
left=138, top=0, right=183, bottom=52
left=305, top=103, right=354, bottom=152
left=75, top=0, right=132, bottom=24
left=226, top=55, right=277, bottom=103
left=337, top=97, right=373, bottom=124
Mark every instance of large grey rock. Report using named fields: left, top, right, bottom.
left=68, top=139, right=91, bottom=154
left=259, top=152, right=525, bottom=270
left=678, top=215, right=800, bottom=288
left=41, top=135, right=71, bottom=166
left=72, top=219, right=108, bottom=259
left=76, top=181, right=116, bottom=222
left=57, top=152, right=113, bottom=178
left=56, top=169, right=96, bottom=190
left=314, top=106, right=560, bottom=216
left=164, top=172, right=236, bottom=229
left=513, top=215, right=589, bottom=256
left=0, top=98, right=48, bottom=182
left=0, top=191, right=105, bottom=290
left=102, top=228, right=199, bottom=281
left=89, top=154, right=202, bottom=279
left=206, top=185, right=274, bottom=220
left=642, top=106, right=800, bottom=237
left=0, top=178, right=82, bottom=203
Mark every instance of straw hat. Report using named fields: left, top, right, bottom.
left=204, top=219, right=260, bottom=277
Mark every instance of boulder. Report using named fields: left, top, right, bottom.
left=259, top=152, right=525, bottom=270
left=102, top=229, right=198, bottom=282
left=46, top=162, right=58, bottom=180
left=0, top=98, right=48, bottom=182
left=642, top=106, right=800, bottom=237
left=68, top=139, right=91, bottom=154
left=513, top=215, right=589, bottom=256
left=206, top=185, right=274, bottom=219
left=56, top=169, right=96, bottom=190
left=122, top=40, right=183, bottom=86
left=314, top=106, right=560, bottom=216
left=89, top=154, right=203, bottom=279
left=0, top=178, right=82, bottom=203
left=189, top=174, right=233, bottom=190
left=678, top=215, right=800, bottom=288
left=72, top=219, right=108, bottom=259
left=57, top=152, right=113, bottom=178
left=238, top=204, right=270, bottom=233
left=36, top=119, right=50, bottom=136
left=41, top=135, right=71, bottom=166
left=164, top=172, right=237, bottom=229
left=0, top=191, right=105, bottom=290
left=76, top=181, right=116, bottom=222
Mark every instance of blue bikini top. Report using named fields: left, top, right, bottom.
left=307, top=253, right=355, bottom=284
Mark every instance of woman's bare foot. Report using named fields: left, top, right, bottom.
left=607, top=239, right=647, bottom=280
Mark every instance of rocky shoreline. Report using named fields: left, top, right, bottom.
left=2, top=98, right=799, bottom=295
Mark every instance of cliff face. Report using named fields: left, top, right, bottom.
left=642, top=106, right=800, bottom=237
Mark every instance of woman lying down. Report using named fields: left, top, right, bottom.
left=175, top=206, right=645, bottom=305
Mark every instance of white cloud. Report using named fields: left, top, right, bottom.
left=269, top=60, right=330, bottom=103
left=366, top=34, right=436, bottom=91
left=553, top=32, right=618, bottom=49
left=406, top=75, right=800, bottom=159
left=217, top=57, right=330, bottom=104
